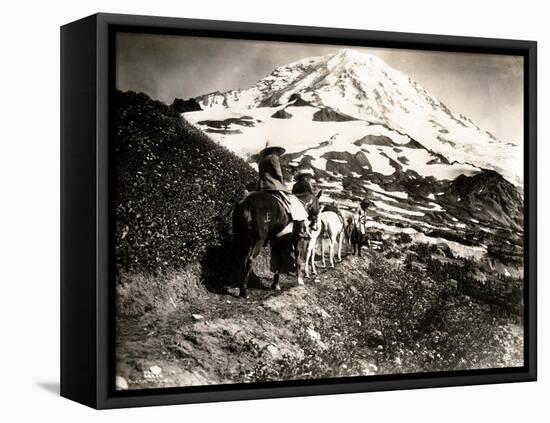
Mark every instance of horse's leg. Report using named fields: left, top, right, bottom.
left=239, top=241, right=263, bottom=298
left=294, top=238, right=307, bottom=286
left=311, top=236, right=317, bottom=275
left=345, top=230, right=350, bottom=254
left=238, top=246, right=254, bottom=298
left=270, top=241, right=282, bottom=291
left=297, top=248, right=305, bottom=286
left=337, top=230, right=343, bottom=262
left=272, top=271, right=281, bottom=291
left=321, top=238, right=326, bottom=268
left=270, top=249, right=280, bottom=291
left=305, top=243, right=312, bottom=278
left=310, top=232, right=320, bottom=276
left=329, top=234, right=335, bottom=268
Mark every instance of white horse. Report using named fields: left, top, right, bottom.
left=320, top=211, right=345, bottom=268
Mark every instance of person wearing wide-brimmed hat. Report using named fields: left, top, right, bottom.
left=359, top=197, right=372, bottom=214
left=258, top=141, right=288, bottom=192
left=292, top=167, right=315, bottom=195
left=258, top=141, right=309, bottom=237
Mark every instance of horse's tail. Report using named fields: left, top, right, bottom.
left=230, top=201, right=253, bottom=288
left=232, top=199, right=255, bottom=245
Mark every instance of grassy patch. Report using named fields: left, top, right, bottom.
left=116, top=264, right=208, bottom=318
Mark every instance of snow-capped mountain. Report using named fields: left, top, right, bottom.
left=190, top=48, right=522, bottom=186
left=177, top=49, right=523, bottom=257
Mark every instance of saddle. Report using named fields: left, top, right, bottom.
left=269, top=191, right=292, bottom=215
left=238, top=190, right=308, bottom=238
left=268, top=191, right=309, bottom=222
left=269, top=191, right=312, bottom=238
left=322, top=203, right=345, bottom=226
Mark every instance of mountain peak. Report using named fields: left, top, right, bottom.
left=331, top=48, right=380, bottom=63
left=327, top=48, right=388, bottom=72
left=192, top=50, right=522, bottom=185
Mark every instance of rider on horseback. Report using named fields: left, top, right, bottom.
left=258, top=141, right=310, bottom=238
left=293, top=167, right=347, bottom=231
left=292, top=167, right=315, bottom=195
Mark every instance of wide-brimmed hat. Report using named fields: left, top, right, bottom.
left=360, top=198, right=373, bottom=208
left=295, top=167, right=314, bottom=178
left=260, top=140, right=286, bottom=157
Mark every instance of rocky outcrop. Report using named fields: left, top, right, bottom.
left=288, top=93, right=312, bottom=107
left=312, top=108, right=357, bottom=122
left=448, top=170, right=524, bottom=229
left=354, top=135, right=395, bottom=147
left=171, top=97, right=202, bottom=113
left=271, top=109, right=293, bottom=119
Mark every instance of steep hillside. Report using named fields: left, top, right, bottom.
left=113, top=90, right=257, bottom=272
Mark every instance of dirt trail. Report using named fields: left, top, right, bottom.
left=116, top=253, right=377, bottom=390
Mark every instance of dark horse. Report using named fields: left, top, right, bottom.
left=232, top=191, right=322, bottom=298
left=348, top=214, right=369, bottom=256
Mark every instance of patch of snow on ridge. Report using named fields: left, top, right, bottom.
left=417, top=202, right=446, bottom=212
left=412, top=233, right=487, bottom=260
left=375, top=210, right=447, bottom=231
left=376, top=146, right=480, bottom=180
left=312, top=157, right=328, bottom=171
left=373, top=200, right=425, bottom=217
left=364, top=182, right=408, bottom=199
left=363, top=151, right=395, bottom=176
left=365, top=220, right=417, bottom=234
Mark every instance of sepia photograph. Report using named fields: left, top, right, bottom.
left=113, top=32, right=525, bottom=391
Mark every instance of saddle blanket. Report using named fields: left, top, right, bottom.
left=269, top=191, right=308, bottom=221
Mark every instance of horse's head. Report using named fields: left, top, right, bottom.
left=301, top=190, right=323, bottom=232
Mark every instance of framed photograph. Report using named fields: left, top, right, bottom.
left=61, top=13, right=537, bottom=409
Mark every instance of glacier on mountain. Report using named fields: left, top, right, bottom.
left=189, top=48, right=522, bottom=185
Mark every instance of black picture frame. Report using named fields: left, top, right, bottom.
left=60, top=12, right=537, bottom=409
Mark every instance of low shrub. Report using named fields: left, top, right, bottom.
left=395, top=232, right=413, bottom=244
left=244, top=254, right=522, bottom=381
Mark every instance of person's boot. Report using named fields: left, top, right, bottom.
left=295, top=220, right=310, bottom=238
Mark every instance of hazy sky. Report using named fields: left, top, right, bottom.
left=116, top=33, right=524, bottom=144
